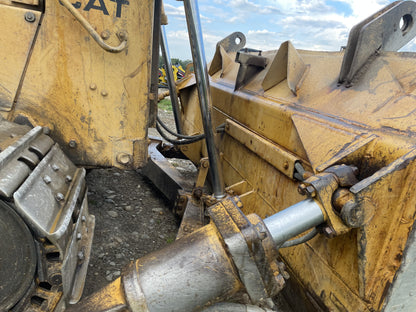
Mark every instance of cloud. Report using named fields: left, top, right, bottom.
left=164, top=3, right=185, bottom=17
left=162, top=0, right=415, bottom=60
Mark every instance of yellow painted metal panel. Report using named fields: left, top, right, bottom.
left=0, top=5, right=40, bottom=110
left=8, top=0, right=154, bottom=168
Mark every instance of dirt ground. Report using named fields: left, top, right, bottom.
left=82, top=102, right=192, bottom=296
left=82, top=167, right=180, bottom=296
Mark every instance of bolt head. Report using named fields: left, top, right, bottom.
left=55, top=193, right=64, bottom=202
left=43, top=175, right=52, bottom=184
left=101, top=30, right=110, bottom=40
left=68, top=140, right=77, bottom=148
left=24, top=12, right=36, bottom=23
left=65, top=175, right=73, bottom=183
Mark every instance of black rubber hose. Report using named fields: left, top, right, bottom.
left=156, top=122, right=205, bottom=145
left=280, top=228, right=318, bottom=248
left=157, top=116, right=205, bottom=140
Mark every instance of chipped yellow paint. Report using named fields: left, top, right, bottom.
left=1, top=0, right=154, bottom=168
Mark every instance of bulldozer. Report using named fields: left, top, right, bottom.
left=1, top=0, right=416, bottom=311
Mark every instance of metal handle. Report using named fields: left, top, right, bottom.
left=59, top=0, right=127, bottom=53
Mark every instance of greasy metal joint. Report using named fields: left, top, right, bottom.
left=300, top=164, right=360, bottom=236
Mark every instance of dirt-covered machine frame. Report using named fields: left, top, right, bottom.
left=2, top=0, right=416, bottom=311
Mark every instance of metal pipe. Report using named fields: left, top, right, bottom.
left=160, top=25, right=183, bottom=134
left=183, top=0, right=225, bottom=198
left=263, top=199, right=325, bottom=246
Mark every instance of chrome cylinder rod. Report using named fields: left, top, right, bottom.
left=160, top=25, right=183, bottom=134
left=183, top=0, right=225, bottom=198
left=263, top=199, right=325, bottom=246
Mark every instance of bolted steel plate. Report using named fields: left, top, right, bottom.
left=0, top=201, right=36, bottom=310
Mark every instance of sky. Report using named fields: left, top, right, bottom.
left=163, top=0, right=416, bottom=61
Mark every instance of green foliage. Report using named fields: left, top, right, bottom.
left=158, top=98, right=172, bottom=111
left=159, top=55, right=192, bottom=68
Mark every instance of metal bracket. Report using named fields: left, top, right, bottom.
left=235, top=48, right=268, bottom=90
left=208, top=32, right=246, bottom=76
left=339, top=0, right=416, bottom=85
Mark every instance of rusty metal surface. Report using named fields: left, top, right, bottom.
left=142, top=140, right=193, bottom=203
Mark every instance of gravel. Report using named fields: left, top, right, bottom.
left=82, top=167, right=179, bottom=297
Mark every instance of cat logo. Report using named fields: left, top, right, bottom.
left=71, top=0, right=129, bottom=18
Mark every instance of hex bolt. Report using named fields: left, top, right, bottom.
left=52, top=164, right=60, bottom=171
left=81, top=216, right=86, bottom=223
left=77, top=233, right=82, bottom=240
left=65, top=175, right=73, bottom=183
left=24, top=12, right=36, bottom=23
left=68, top=140, right=77, bottom=148
left=55, top=193, right=65, bottom=202
left=43, top=175, right=52, bottom=184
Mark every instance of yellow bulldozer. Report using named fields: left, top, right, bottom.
left=1, top=0, right=416, bottom=311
